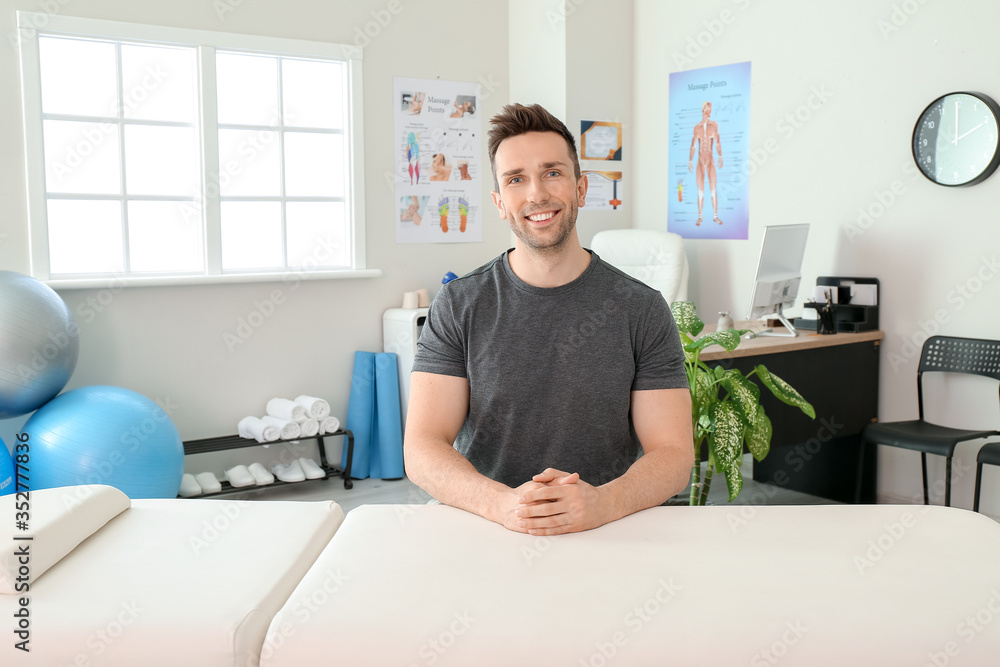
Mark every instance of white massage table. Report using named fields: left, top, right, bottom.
left=262, top=503, right=1000, bottom=666
left=1, top=486, right=343, bottom=666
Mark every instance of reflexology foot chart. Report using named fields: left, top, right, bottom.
left=394, top=76, right=483, bottom=244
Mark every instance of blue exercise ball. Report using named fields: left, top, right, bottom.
left=0, top=437, right=14, bottom=497
left=23, top=386, right=184, bottom=499
left=0, top=270, right=79, bottom=419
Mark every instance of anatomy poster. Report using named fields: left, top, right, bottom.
left=394, top=76, right=482, bottom=243
left=668, top=61, right=750, bottom=240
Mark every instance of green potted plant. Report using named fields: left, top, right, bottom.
left=670, top=301, right=816, bottom=506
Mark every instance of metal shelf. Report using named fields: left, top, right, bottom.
left=181, top=429, right=354, bottom=498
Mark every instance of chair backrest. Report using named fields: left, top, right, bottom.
left=917, top=336, right=1000, bottom=420
left=589, top=229, right=690, bottom=303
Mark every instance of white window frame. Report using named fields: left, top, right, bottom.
left=17, top=11, right=379, bottom=288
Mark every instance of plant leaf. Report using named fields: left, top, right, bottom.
left=686, top=329, right=744, bottom=354
left=744, top=405, right=772, bottom=461
left=707, top=402, right=744, bottom=473
left=723, top=459, right=744, bottom=502
left=670, top=301, right=704, bottom=336
left=719, top=370, right=760, bottom=427
left=755, top=365, right=816, bottom=419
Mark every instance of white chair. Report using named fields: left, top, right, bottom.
left=590, top=229, right=690, bottom=303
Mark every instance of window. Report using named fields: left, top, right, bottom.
left=17, top=12, right=373, bottom=287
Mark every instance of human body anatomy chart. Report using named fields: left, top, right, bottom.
left=668, top=61, right=750, bottom=240
left=394, top=77, right=482, bottom=243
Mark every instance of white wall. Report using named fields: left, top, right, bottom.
left=0, top=0, right=511, bottom=468
left=634, top=0, right=1000, bottom=511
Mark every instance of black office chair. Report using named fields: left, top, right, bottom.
left=974, top=442, right=1000, bottom=512
left=860, top=336, right=1000, bottom=506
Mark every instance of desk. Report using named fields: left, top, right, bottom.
left=261, top=504, right=1000, bottom=666
left=701, top=329, right=883, bottom=503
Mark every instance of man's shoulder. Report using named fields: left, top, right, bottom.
left=436, top=253, right=506, bottom=304
left=591, top=256, right=668, bottom=301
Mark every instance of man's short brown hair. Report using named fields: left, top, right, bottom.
left=487, top=103, right=580, bottom=191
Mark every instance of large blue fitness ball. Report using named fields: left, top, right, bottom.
left=0, top=437, right=14, bottom=497
left=0, top=270, right=79, bottom=418
left=24, top=386, right=184, bottom=499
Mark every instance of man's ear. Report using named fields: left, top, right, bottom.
left=491, top=191, right=507, bottom=219
left=577, top=173, right=589, bottom=207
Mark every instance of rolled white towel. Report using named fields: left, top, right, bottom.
left=261, top=415, right=301, bottom=440
left=299, top=418, right=320, bottom=437
left=238, top=416, right=280, bottom=443
left=294, top=394, right=330, bottom=420
left=266, top=398, right=306, bottom=422
left=319, top=416, right=340, bottom=435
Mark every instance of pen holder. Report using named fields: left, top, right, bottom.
left=804, top=302, right=837, bottom=335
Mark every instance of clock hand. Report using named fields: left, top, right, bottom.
left=954, top=100, right=959, bottom=145
left=956, top=122, right=985, bottom=143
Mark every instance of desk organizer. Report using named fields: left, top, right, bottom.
left=792, top=276, right=880, bottom=333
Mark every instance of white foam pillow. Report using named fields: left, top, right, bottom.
left=0, top=484, right=131, bottom=594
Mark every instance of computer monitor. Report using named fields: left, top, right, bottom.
left=745, top=223, right=810, bottom=337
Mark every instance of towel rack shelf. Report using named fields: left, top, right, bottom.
left=180, top=429, right=355, bottom=498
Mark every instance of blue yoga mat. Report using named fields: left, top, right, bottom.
left=342, top=351, right=404, bottom=479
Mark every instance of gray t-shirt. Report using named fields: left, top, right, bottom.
left=412, top=249, right=688, bottom=488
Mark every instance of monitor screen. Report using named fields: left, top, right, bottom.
left=746, top=223, right=810, bottom=322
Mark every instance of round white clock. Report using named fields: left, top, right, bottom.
left=912, top=91, right=1000, bottom=187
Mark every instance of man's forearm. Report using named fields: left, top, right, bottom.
left=404, top=438, right=514, bottom=525
left=597, top=445, right=692, bottom=522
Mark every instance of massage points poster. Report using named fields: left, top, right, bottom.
left=394, top=76, right=483, bottom=243
left=668, top=61, right=750, bottom=240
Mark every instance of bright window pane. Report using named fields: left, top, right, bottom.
left=282, top=59, right=343, bottom=129
left=124, top=125, right=199, bottom=196
left=221, top=201, right=282, bottom=270
left=43, top=120, right=121, bottom=195
left=286, top=202, right=347, bottom=268
left=216, top=53, right=280, bottom=127
left=38, top=36, right=118, bottom=118
left=284, top=132, right=343, bottom=197
left=47, top=199, right=124, bottom=274
left=121, top=44, right=197, bottom=123
left=127, top=201, right=204, bottom=273
left=218, top=129, right=282, bottom=196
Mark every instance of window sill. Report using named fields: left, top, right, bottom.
left=45, top=268, right=383, bottom=290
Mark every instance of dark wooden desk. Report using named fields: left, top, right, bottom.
left=702, top=328, right=883, bottom=503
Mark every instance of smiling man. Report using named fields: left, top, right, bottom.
left=404, top=103, right=693, bottom=536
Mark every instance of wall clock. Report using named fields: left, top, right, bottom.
left=912, top=91, right=1000, bottom=186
